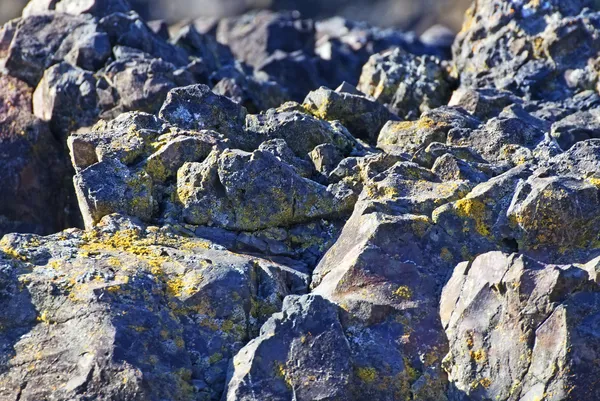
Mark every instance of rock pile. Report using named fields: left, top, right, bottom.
left=2, top=0, right=600, bottom=400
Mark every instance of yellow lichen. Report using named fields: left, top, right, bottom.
left=393, top=285, right=413, bottom=300
left=454, top=198, right=490, bottom=236
left=356, top=366, right=378, bottom=383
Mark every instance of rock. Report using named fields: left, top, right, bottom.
left=453, top=0, right=600, bottom=100
left=74, top=158, right=155, bottom=228
left=210, top=63, right=290, bottom=113
left=23, top=0, right=130, bottom=17
left=216, top=10, right=315, bottom=69
left=178, top=147, right=354, bottom=231
left=3, top=13, right=97, bottom=86
left=0, top=214, right=308, bottom=400
left=256, top=50, right=324, bottom=102
left=223, top=294, right=353, bottom=401
left=245, top=108, right=359, bottom=157
left=99, top=12, right=188, bottom=67
left=101, top=54, right=191, bottom=115
left=551, top=108, right=600, bottom=150
left=448, top=88, right=521, bottom=120
left=506, top=175, right=600, bottom=262
left=159, top=85, right=249, bottom=149
left=377, top=106, right=479, bottom=156
left=0, top=74, right=73, bottom=236
left=441, top=251, right=600, bottom=401
left=303, top=86, right=399, bottom=144
left=33, top=62, right=99, bottom=138
left=358, top=48, right=454, bottom=119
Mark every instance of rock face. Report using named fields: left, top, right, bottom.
left=3, top=0, right=600, bottom=400
left=441, top=251, right=600, bottom=401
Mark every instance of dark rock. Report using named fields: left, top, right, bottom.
left=33, top=62, right=99, bottom=138
left=23, top=0, right=130, bottom=17
left=0, top=74, right=73, bottom=236
left=159, top=84, right=249, bottom=148
left=358, top=48, right=454, bottom=119
left=441, top=251, right=600, bottom=401
left=216, top=10, right=315, bottom=69
left=303, top=86, right=399, bottom=144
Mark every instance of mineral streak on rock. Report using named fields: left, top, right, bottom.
left=2, top=0, right=600, bottom=400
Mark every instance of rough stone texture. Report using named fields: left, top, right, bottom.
left=0, top=74, right=74, bottom=236
left=303, top=86, right=399, bottom=144
left=441, top=251, right=600, bottom=401
left=358, top=48, right=454, bottom=119
left=2, top=0, right=600, bottom=400
left=0, top=214, right=309, bottom=401
left=453, top=0, right=600, bottom=101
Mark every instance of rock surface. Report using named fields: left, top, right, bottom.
left=2, top=0, right=600, bottom=400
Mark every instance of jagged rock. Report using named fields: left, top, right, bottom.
left=2, top=13, right=98, bottom=86
left=178, top=147, right=354, bottom=231
left=101, top=53, right=194, bottom=116
left=358, top=48, right=454, bottom=119
left=0, top=214, right=308, bottom=401
left=377, top=106, right=479, bottom=156
left=74, top=158, right=155, bottom=228
left=433, top=164, right=533, bottom=260
left=0, top=74, right=73, bottom=236
left=33, top=62, right=99, bottom=138
left=441, top=251, right=600, bottom=401
left=447, top=106, right=546, bottom=164
left=256, top=50, right=324, bottom=102
left=23, top=0, right=130, bottom=17
left=448, top=88, right=522, bottom=120
left=99, top=11, right=188, bottom=67
left=506, top=174, right=600, bottom=262
left=303, top=86, right=398, bottom=144
left=159, top=85, right=249, bottom=149
left=223, top=294, right=353, bottom=401
left=245, top=107, right=359, bottom=157
left=210, top=64, right=290, bottom=113
left=453, top=0, right=600, bottom=100
left=550, top=108, right=600, bottom=150
left=216, top=10, right=315, bottom=69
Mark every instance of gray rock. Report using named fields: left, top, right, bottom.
left=223, top=294, right=353, bottom=401
left=0, top=214, right=308, bottom=401
left=178, top=147, right=354, bottom=231
left=23, top=0, right=130, bottom=17
left=33, top=62, right=99, bottom=138
left=74, top=159, right=155, bottom=228
left=159, top=85, right=249, bottom=149
left=3, top=13, right=97, bottom=86
left=303, top=86, right=399, bottom=144
left=246, top=108, right=359, bottom=157
left=551, top=108, right=600, bottom=150
left=441, top=251, right=600, bottom=401
left=358, top=48, right=454, bottom=119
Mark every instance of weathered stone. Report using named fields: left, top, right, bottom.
left=377, top=106, right=479, bottom=156
left=3, top=13, right=97, bottom=86
left=303, top=86, right=398, bottom=144
left=74, top=159, right=155, bottom=228
left=23, top=0, right=130, bottom=17
left=245, top=108, right=359, bottom=157
left=159, top=85, right=249, bottom=149
left=33, top=62, right=99, bottom=138
left=551, top=108, right=600, bottom=150
left=223, top=294, right=352, bottom=401
left=358, top=48, right=454, bottom=119
left=216, top=10, right=315, bottom=69
left=178, top=147, right=354, bottom=231
left=0, top=214, right=308, bottom=401
left=0, top=74, right=73, bottom=236
left=441, top=251, right=600, bottom=401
